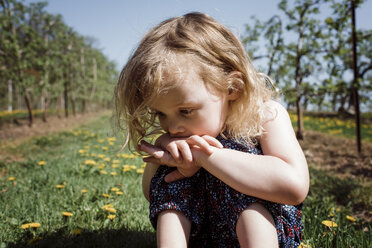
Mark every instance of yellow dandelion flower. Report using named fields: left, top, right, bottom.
left=21, top=222, right=41, bottom=229
left=102, top=193, right=111, bottom=198
left=130, top=165, right=137, bottom=170
left=110, top=172, right=117, bottom=176
left=123, top=167, right=131, bottom=172
left=329, top=213, right=335, bottom=217
left=136, top=168, right=144, bottom=174
left=107, top=137, right=116, bottom=142
left=78, top=149, right=86, bottom=154
left=62, top=212, right=73, bottom=217
left=116, top=191, right=123, bottom=195
left=104, top=207, right=116, bottom=213
left=8, top=177, right=16, bottom=181
left=38, top=161, right=46, bottom=166
left=107, top=214, right=116, bottom=220
left=346, top=215, right=356, bottom=222
left=141, top=163, right=146, bottom=168
left=113, top=160, right=120, bottom=164
left=102, top=204, right=113, bottom=209
left=299, top=242, right=312, bottom=248
left=72, top=228, right=83, bottom=235
left=111, top=187, right=120, bottom=192
left=100, top=170, right=108, bottom=175
left=94, top=145, right=100, bottom=149
left=98, top=154, right=105, bottom=158
left=121, top=154, right=129, bottom=158
left=56, top=184, right=65, bottom=189
left=112, top=164, right=119, bottom=168
left=98, top=163, right=105, bottom=169
left=322, top=220, right=338, bottom=228
left=28, top=223, right=41, bottom=228
left=109, top=142, right=114, bottom=146
left=102, top=146, right=108, bottom=151
left=91, top=153, right=97, bottom=157
left=104, top=158, right=111, bottom=162
left=84, top=160, right=96, bottom=165
left=97, top=139, right=105, bottom=143
left=81, top=189, right=88, bottom=193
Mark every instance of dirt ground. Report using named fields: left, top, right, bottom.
left=0, top=112, right=108, bottom=145
left=299, top=131, right=372, bottom=182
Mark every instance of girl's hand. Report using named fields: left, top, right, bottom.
left=139, top=134, right=223, bottom=182
left=164, top=135, right=223, bottom=182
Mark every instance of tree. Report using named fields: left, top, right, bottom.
left=0, top=0, right=118, bottom=121
left=279, top=0, right=324, bottom=139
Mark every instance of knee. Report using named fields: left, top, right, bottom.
left=237, top=203, right=275, bottom=227
left=236, top=203, right=278, bottom=248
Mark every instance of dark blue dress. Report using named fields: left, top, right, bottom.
left=149, top=135, right=303, bottom=247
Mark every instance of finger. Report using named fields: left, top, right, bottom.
left=142, top=156, right=162, bottom=165
left=164, top=170, right=186, bottom=183
left=166, top=142, right=182, bottom=163
left=186, top=135, right=214, bottom=155
left=177, top=140, right=193, bottom=164
left=201, top=135, right=223, bottom=148
left=139, top=141, right=166, bottom=159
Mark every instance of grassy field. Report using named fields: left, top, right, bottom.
left=289, top=113, right=372, bottom=142
left=0, top=113, right=371, bottom=247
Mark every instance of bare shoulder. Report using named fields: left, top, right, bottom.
left=262, top=100, right=290, bottom=124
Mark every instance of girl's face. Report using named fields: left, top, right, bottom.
left=149, top=67, right=236, bottom=138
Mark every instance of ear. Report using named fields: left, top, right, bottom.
left=227, top=71, right=243, bottom=101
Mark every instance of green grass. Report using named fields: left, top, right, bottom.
left=0, top=113, right=371, bottom=247
left=289, top=113, right=372, bottom=142
left=0, top=113, right=155, bottom=247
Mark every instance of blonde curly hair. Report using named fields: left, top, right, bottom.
left=113, top=12, right=277, bottom=152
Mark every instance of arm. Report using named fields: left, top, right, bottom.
left=194, top=101, right=309, bottom=205
left=142, top=162, right=160, bottom=201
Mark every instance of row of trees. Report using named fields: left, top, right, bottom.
left=0, top=0, right=118, bottom=126
left=242, top=0, right=371, bottom=150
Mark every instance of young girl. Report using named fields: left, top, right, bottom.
left=114, top=12, right=309, bottom=248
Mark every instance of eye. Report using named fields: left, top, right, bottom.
left=155, top=111, right=165, bottom=117
left=180, top=109, right=194, bottom=115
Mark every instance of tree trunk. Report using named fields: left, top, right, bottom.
left=24, top=91, right=33, bottom=127
left=88, top=57, right=97, bottom=112
left=42, top=93, right=49, bottom=123
left=64, top=81, right=69, bottom=118
left=350, top=0, right=361, bottom=153
left=82, top=99, right=86, bottom=114
left=8, top=79, right=13, bottom=112
left=295, top=23, right=304, bottom=140
left=296, top=96, right=304, bottom=139
left=71, top=97, right=76, bottom=116
left=57, top=93, right=62, bottom=118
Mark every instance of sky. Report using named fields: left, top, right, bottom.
left=24, top=0, right=372, bottom=71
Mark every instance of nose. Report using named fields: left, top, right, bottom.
left=165, top=120, right=186, bottom=137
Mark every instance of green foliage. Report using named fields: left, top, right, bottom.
left=241, top=0, right=372, bottom=113
left=0, top=0, right=118, bottom=122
